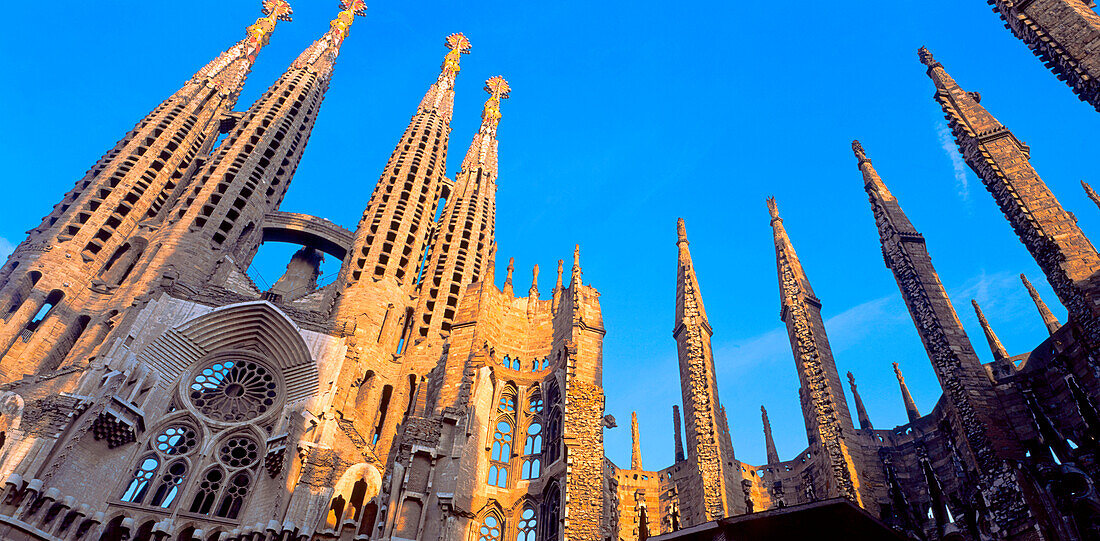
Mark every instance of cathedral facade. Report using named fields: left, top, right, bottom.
left=0, top=1, right=1097, bottom=540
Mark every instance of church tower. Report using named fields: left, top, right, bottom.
left=767, top=198, right=864, bottom=506
left=0, top=1, right=293, bottom=380
left=986, top=0, right=1100, bottom=111
left=672, top=218, right=741, bottom=524
left=853, top=139, right=1028, bottom=536
left=413, top=76, right=509, bottom=341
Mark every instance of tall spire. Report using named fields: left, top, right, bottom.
left=503, top=257, right=515, bottom=296
left=413, top=76, right=508, bottom=339
left=986, top=0, right=1100, bottom=111
left=1084, top=180, right=1100, bottom=212
left=972, top=300, right=1009, bottom=362
left=631, top=411, right=643, bottom=470
left=768, top=198, right=862, bottom=505
left=529, top=264, right=539, bottom=298
left=1021, top=274, right=1061, bottom=335
left=855, top=138, right=1027, bottom=535
left=672, top=405, right=685, bottom=463
left=672, top=218, right=738, bottom=522
left=342, top=33, right=470, bottom=295
left=921, top=48, right=1100, bottom=332
left=0, top=1, right=295, bottom=379
left=761, top=406, right=779, bottom=465
left=141, top=1, right=362, bottom=289
left=847, top=372, right=873, bottom=431
left=892, top=363, right=921, bottom=423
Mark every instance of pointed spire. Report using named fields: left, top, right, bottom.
left=767, top=198, right=817, bottom=298
left=853, top=140, right=897, bottom=202
left=672, top=405, right=685, bottom=463
left=761, top=406, right=779, bottom=465
left=631, top=411, right=643, bottom=470
left=503, top=257, right=515, bottom=295
left=570, top=244, right=581, bottom=289
left=418, top=33, right=471, bottom=115
left=1084, top=180, right=1100, bottom=212
left=460, top=76, right=510, bottom=171
left=552, top=259, right=564, bottom=311
left=675, top=218, right=710, bottom=331
left=1021, top=274, right=1061, bottom=335
left=290, top=0, right=365, bottom=75
left=893, top=363, right=921, bottom=423
left=529, top=264, right=539, bottom=298
left=486, top=243, right=498, bottom=285
left=196, top=0, right=293, bottom=93
left=971, top=300, right=1009, bottom=361
left=848, top=371, right=873, bottom=431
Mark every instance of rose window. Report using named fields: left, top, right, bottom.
left=189, top=359, right=279, bottom=422
left=154, top=425, right=198, bottom=456
left=218, top=436, right=260, bottom=469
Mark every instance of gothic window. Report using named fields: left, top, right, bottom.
left=527, top=393, right=543, bottom=414
left=189, top=467, right=224, bottom=514
left=546, top=407, right=562, bottom=465
left=216, top=471, right=252, bottom=519
left=188, top=358, right=279, bottom=423
left=499, top=392, right=516, bottom=414
left=148, top=460, right=187, bottom=508
left=521, top=458, right=541, bottom=480
left=541, top=483, right=561, bottom=541
left=524, top=423, right=542, bottom=455
left=516, top=507, right=536, bottom=541
left=511, top=358, right=522, bottom=371
left=121, top=456, right=159, bottom=503
left=477, top=513, right=502, bottom=541
left=540, top=358, right=549, bottom=370
left=488, top=420, right=513, bottom=488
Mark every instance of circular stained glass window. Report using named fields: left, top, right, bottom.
left=218, top=435, right=260, bottom=469
left=188, top=358, right=279, bottom=423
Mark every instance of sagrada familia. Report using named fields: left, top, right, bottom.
left=0, top=0, right=1097, bottom=540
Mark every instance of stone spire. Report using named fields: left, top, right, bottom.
left=892, top=363, right=921, bottom=423
left=571, top=244, right=582, bottom=289
left=921, top=48, right=1100, bottom=339
left=855, top=138, right=1026, bottom=535
left=847, top=371, right=873, bottom=431
left=529, top=265, right=539, bottom=298
left=552, top=259, right=564, bottom=312
left=672, top=405, right=685, bottom=462
left=1021, top=274, right=1061, bottom=335
left=631, top=411, right=643, bottom=470
left=503, top=257, right=515, bottom=296
left=1084, top=181, right=1100, bottom=212
left=341, top=33, right=470, bottom=294
left=672, top=218, right=739, bottom=522
left=761, top=406, right=779, bottom=465
left=986, top=0, right=1100, bottom=111
left=768, top=198, right=862, bottom=505
left=0, top=1, right=294, bottom=371
left=413, top=76, right=508, bottom=338
left=972, top=300, right=1009, bottom=362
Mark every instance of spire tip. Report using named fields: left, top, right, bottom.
left=918, top=46, right=936, bottom=67
left=766, top=197, right=780, bottom=221
left=676, top=218, right=688, bottom=245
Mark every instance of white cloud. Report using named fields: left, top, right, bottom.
left=0, top=238, right=13, bottom=261
left=937, top=122, right=970, bottom=201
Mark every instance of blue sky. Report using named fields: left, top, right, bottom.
left=2, top=1, right=1096, bottom=470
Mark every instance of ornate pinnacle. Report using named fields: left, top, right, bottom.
left=330, top=0, right=367, bottom=41
left=918, top=46, right=937, bottom=67
left=852, top=140, right=870, bottom=167
left=893, top=362, right=921, bottom=423
left=670, top=218, right=690, bottom=248
left=480, top=76, right=510, bottom=133
left=571, top=244, right=581, bottom=288
left=530, top=264, right=539, bottom=297
left=505, top=257, right=515, bottom=287
left=441, top=33, right=472, bottom=79
left=766, top=197, right=781, bottom=222
left=1021, top=274, right=1061, bottom=334
left=1084, top=180, right=1100, bottom=211
left=245, top=0, right=293, bottom=57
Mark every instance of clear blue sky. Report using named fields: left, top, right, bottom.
left=2, top=1, right=1096, bottom=470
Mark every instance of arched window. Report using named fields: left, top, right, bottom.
left=541, top=483, right=561, bottom=541
left=546, top=407, right=562, bottom=465
left=216, top=471, right=251, bottom=519
left=516, top=507, right=537, bottom=541
left=121, top=423, right=200, bottom=507
left=511, top=358, right=522, bottom=371
left=524, top=423, right=542, bottom=455
left=488, top=420, right=512, bottom=488
left=521, top=458, right=540, bottom=480
left=121, top=455, right=159, bottom=503
left=478, top=513, right=502, bottom=541
left=540, top=357, right=550, bottom=370
left=498, top=392, right=516, bottom=414
left=148, top=459, right=187, bottom=508
left=189, top=467, right=224, bottom=514
left=501, top=355, right=511, bottom=367
left=527, top=393, right=543, bottom=414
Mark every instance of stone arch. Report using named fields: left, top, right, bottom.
left=472, top=502, right=506, bottom=541
left=325, top=463, right=382, bottom=530
left=138, top=301, right=317, bottom=403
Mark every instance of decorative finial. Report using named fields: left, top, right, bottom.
left=847, top=371, right=856, bottom=385
left=441, top=33, right=472, bottom=78
left=262, top=0, right=294, bottom=20
left=505, top=257, right=515, bottom=284
left=529, top=264, right=539, bottom=297
left=556, top=260, right=564, bottom=288
left=244, top=0, right=293, bottom=57
left=766, top=197, right=780, bottom=222
left=893, top=362, right=903, bottom=380
left=477, top=76, right=510, bottom=139
left=676, top=218, right=689, bottom=245
left=571, top=244, right=581, bottom=288
left=329, top=0, right=366, bottom=41
left=918, top=46, right=936, bottom=67
left=760, top=405, right=768, bottom=416
left=852, top=140, right=869, bottom=167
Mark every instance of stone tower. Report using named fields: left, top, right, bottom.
left=767, top=198, right=864, bottom=506
left=0, top=1, right=293, bottom=380
left=854, top=138, right=1028, bottom=536
left=986, top=0, right=1100, bottom=111
left=672, top=218, right=742, bottom=524
left=413, top=76, right=509, bottom=341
